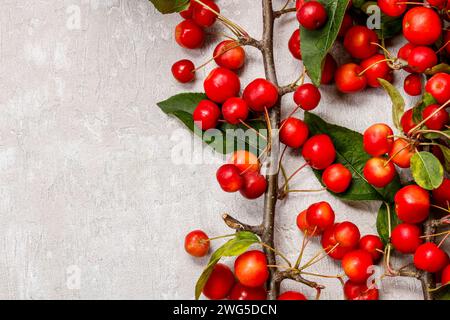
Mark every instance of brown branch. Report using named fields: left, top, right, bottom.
left=222, top=213, right=264, bottom=236
left=274, top=7, right=297, bottom=18
left=278, top=83, right=299, bottom=96
left=420, top=216, right=437, bottom=300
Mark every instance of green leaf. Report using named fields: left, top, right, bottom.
left=378, top=78, right=405, bottom=131
left=410, top=151, right=444, bottom=190
left=438, top=145, right=450, bottom=172
left=301, top=0, right=350, bottom=86
left=157, top=93, right=267, bottom=155
left=194, top=232, right=260, bottom=300
left=376, top=202, right=401, bottom=244
left=304, top=112, right=402, bottom=202
left=149, top=0, right=190, bottom=14
left=425, top=63, right=450, bottom=75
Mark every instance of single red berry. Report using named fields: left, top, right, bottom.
left=288, top=29, right=302, bottom=60
left=407, top=46, right=438, bottom=73
left=334, top=221, right=361, bottom=248
left=404, top=73, right=423, bottom=96
left=343, top=26, right=379, bottom=60
left=203, top=263, right=235, bottom=300
left=171, top=59, right=195, bottom=83
left=338, top=13, right=353, bottom=37
left=192, top=0, right=220, bottom=27
left=402, top=7, right=442, bottom=46
left=427, top=0, right=447, bottom=8
left=441, top=265, right=450, bottom=285
left=193, top=100, right=221, bottom=130
left=185, top=230, right=210, bottom=257
left=388, top=138, right=415, bottom=168
left=335, top=63, right=367, bottom=93
left=175, top=19, right=205, bottom=49
left=342, top=250, right=374, bottom=283
left=204, top=67, right=241, bottom=103
left=277, top=291, right=307, bottom=300
left=378, top=0, right=406, bottom=17
left=234, top=250, right=269, bottom=288
left=279, top=117, right=309, bottom=148
left=321, top=224, right=354, bottom=260
left=322, top=164, right=352, bottom=193
left=306, top=201, right=335, bottom=232
left=297, top=209, right=320, bottom=236
left=216, top=164, right=244, bottom=193
left=400, top=109, right=416, bottom=135
left=222, top=97, right=249, bottom=125
left=422, top=104, right=449, bottom=130
left=359, top=235, right=384, bottom=262
left=296, top=0, right=305, bottom=10
left=360, top=54, right=393, bottom=88
left=302, top=134, right=336, bottom=170
left=344, top=281, right=379, bottom=300
left=180, top=0, right=194, bottom=19
left=398, top=43, right=416, bottom=73
left=432, top=178, right=450, bottom=208
left=240, top=171, right=267, bottom=199
left=321, top=54, right=337, bottom=85
left=363, top=123, right=394, bottom=156
left=297, top=1, right=328, bottom=30
left=243, top=79, right=279, bottom=112
left=213, top=40, right=246, bottom=70
left=293, top=83, right=321, bottom=111
left=425, top=73, right=450, bottom=105
left=414, top=242, right=449, bottom=273
left=363, top=157, right=396, bottom=188
left=395, top=185, right=430, bottom=224
left=391, top=223, right=423, bottom=254
left=229, top=150, right=260, bottom=173
left=229, top=283, right=267, bottom=300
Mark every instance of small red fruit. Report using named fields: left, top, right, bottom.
left=278, top=291, right=307, bottom=300
left=398, top=43, right=416, bottom=73
left=407, top=46, right=438, bottom=73
left=229, top=283, right=267, bottom=300
left=234, top=250, right=269, bottom=288
left=204, top=68, right=241, bottom=103
left=388, top=138, right=414, bottom=168
left=229, top=150, right=260, bottom=173
left=240, top=171, right=267, bottom=199
left=344, top=281, right=379, bottom=300
left=192, top=0, right=220, bottom=27
left=359, top=235, right=384, bottom=262
left=442, top=265, right=450, bottom=285
left=297, top=209, right=320, bottom=236
left=378, top=0, right=406, bottom=17
left=175, top=19, right=205, bottom=49
left=222, top=97, right=249, bottom=125
left=404, top=74, right=423, bottom=96
left=321, top=224, right=354, bottom=260
left=400, top=109, right=416, bottom=135
left=180, top=0, right=194, bottom=19
left=402, top=7, right=442, bottom=46
left=360, top=54, right=393, bottom=88
left=363, top=157, right=396, bottom=188
left=193, top=100, right=221, bottom=130
left=432, top=178, right=450, bottom=208
left=322, top=164, right=352, bottom=193
left=203, top=263, right=235, bottom=300
left=302, top=134, right=336, bottom=170
left=335, top=63, right=367, bottom=93
left=213, top=40, right=246, bottom=70
left=394, top=185, right=430, bottom=224
left=306, top=201, right=335, bottom=232
left=171, top=59, right=195, bottom=83
left=425, top=73, right=450, bottom=105
left=185, top=230, right=210, bottom=257
left=343, top=26, right=379, bottom=60
left=363, top=123, right=394, bottom=156
left=288, top=29, right=302, bottom=60
left=293, top=83, right=321, bottom=111
left=338, top=13, right=353, bottom=37
left=422, top=104, right=449, bottom=130
left=321, top=54, right=337, bottom=85
left=334, top=221, right=361, bottom=248
left=342, top=250, right=374, bottom=283
left=414, top=242, right=449, bottom=273
left=297, top=1, right=328, bottom=30
left=427, top=0, right=447, bottom=8
left=391, top=223, right=423, bottom=254
left=279, top=117, right=309, bottom=148
left=216, top=164, right=244, bottom=193
left=243, top=79, right=279, bottom=112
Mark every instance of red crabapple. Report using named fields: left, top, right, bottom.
left=243, top=79, right=279, bottom=112
left=172, top=59, right=195, bottom=83
left=414, top=243, right=449, bottom=273
left=395, top=185, right=430, bottom=224
left=293, top=83, right=321, bottom=111
left=334, top=221, right=361, bottom=248
left=360, top=54, right=393, bottom=88
left=297, top=1, right=328, bottom=30
left=388, top=138, right=415, bottom=168
left=279, top=117, right=310, bottom=149
left=185, top=230, right=210, bottom=257
left=322, top=164, right=352, bottom=193
left=203, top=263, right=235, bottom=300
left=297, top=209, right=320, bottom=236
left=222, top=97, right=249, bottom=125
left=344, top=281, right=379, bottom=300
left=229, top=150, right=260, bottom=173
left=363, top=123, right=394, bottom=156
left=306, top=201, right=335, bottom=232
left=378, top=0, right=406, bottom=17
left=288, top=29, right=302, bottom=60
left=359, top=235, right=384, bottom=262
left=342, top=250, right=374, bottom=283
left=400, top=109, right=416, bottom=135
left=407, top=46, right=438, bottom=73
left=344, top=26, right=379, bottom=60
left=229, top=283, right=267, bottom=300
left=441, top=265, right=450, bottom=285
left=391, top=223, right=423, bottom=254
left=432, top=178, right=450, bottom=208
left=234, top=250, right=269, bottom=288
left=240, top=171, right=267, bottom=199
left=193, top=100, right=221, bottom=130
left=321, top=54, right=337, bottom=85
left=192, top=0, right=220, bottom=27
left=302, top=134, right=336, bottom=170
left=204, top=68, right=241, bottom=103
left=425, top=73, right=450, bottom=105
left=277, top=291, right=307, bottom=300
left=404, top=74, right=423, bottom=96
left=321, top=224, right=354, bottom=260
left=422, top=104, right=449, bottom=130
left=216, top=164, right=244, bottom=193
left=213, top=40, right=246, bottom=70
left=175, top=19, right=205, bottom=49
left=363, top=157, right=396, bottom=188
left=402, top=7, right=442, bottom=46
left=335, top=63, right=367, bottom=93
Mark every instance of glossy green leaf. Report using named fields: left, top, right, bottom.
left=425, top=63, right=450, bottom=75
left=377, top=202, right=401, bottom=244
left=378, top=78, right=405, bottom=131
left=195, top=232, right=260, bottom=299
left=157, top=93, right=267, bottom=155
left=149, top=0, right=190, bottom=14
left=301, top=0, right=350, bottom=86
left=410, top=151, right=444, bottom=190
left=304, top=112, right=402, bottom=202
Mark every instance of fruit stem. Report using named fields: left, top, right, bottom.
left=357, top=58, right=395, bottom=77
left=239, top=119, right=268, bottom=141
left=284, top=188, right=326, bottom=193
left=437, top=232, right=450, bottom=248
left=370, top=42, right=394, bottom=60
left=436, top=40, right=450, bottom=54
left=384, top=142, right=414, bottom=167
left=192, top=41, right=243, bottom=73
left=259, top=242, right=292, bottom=268
left=300, top=271, right=345, bottom=279
left=278, top=162, right=308, bottom=192
left=420, top=230, right=450, bottom=238
left=207, top=233, right=236, bottom=242
left=416, top=130, right=450, bottom=140
left=294, top=227, right=316, bottom=269
left=263, top=107, right=273, bottom=153
left=431, top=204, right=450, bottom=213
left=299, top=243, right=340, bottom=271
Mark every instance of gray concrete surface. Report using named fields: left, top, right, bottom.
left=0, top=0, right=428, bottom=299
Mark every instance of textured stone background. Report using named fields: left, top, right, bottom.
left=0, top=0, right=429, bottom=299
